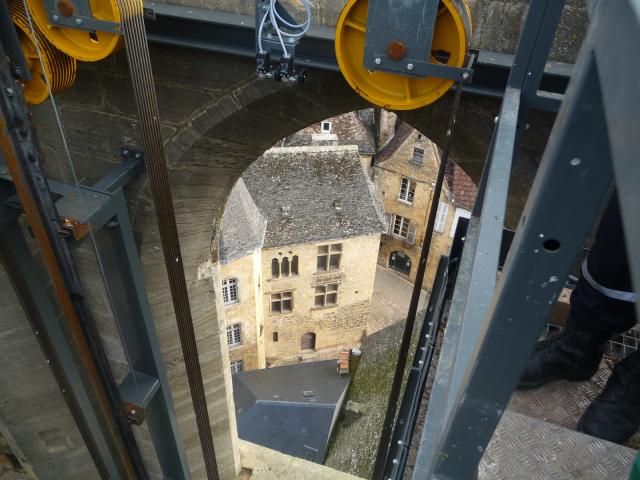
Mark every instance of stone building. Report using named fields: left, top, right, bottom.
left=372, top=115, right=478, bottom=288
left=217, top=145, right=385, bottom=371
left=282, top=110, right=376, bottom=174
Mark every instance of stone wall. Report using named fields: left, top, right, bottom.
left=261, top=235, right=379, bottom=365
left=219, top=250, right=266, bottom=372
left=373, top=130, right=458, bottom=288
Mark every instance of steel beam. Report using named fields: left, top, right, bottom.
left=92, top=189, right=191, bottom=479
left=589, top=0, right=640, bottom=322
left=142, top=2, right=569, bottom=111
left=0, top=209, right=118, bottom=478
left=434, top=42, right=613, bottom=480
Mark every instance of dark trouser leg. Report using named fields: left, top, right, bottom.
left=570, top=194, right=637, bottom=336
left=575, top=197, right=640, bottom=443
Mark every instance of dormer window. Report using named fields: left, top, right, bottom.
left=321, top=121, right=332, bottom=133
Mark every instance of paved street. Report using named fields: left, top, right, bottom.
left=368, top=265, right=429, bottom=335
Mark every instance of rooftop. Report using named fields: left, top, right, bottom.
left=242, top=145, right=385, bottom=249
left=233, top=360, right=350, bottom=464
left=282, top=110, right=376, bottom=155
left=446, top=162, right=478, bottom=211
left=218, top=179, right=267, bottom=264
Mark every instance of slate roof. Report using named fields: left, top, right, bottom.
left=233, top=360, right=350, bottom=464
left=218, top=179, right=267, bottom=264
left=282, top=110, right=376, bottom=155
left=242, top=145, right=386, bottom=249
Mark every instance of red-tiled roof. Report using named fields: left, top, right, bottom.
left=446, top=162, right=478, bottom=211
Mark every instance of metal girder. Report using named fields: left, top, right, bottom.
left=589, top=0, right=640, bottom=323
left=142, top=2, right=570, bottom=111
left=0, top=1, right=30, bottom=80
left=0, top=209, right=118, bottom=478
left=0, top=157, right=191, bottom=478
left=433, top=49, right=613, bottom=479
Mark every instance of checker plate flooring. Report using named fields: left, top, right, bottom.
left=481, top=411, right=637, bottom=480
left=508, top=360, right=640, bottom=449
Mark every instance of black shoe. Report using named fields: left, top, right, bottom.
left=577, top=350, right=640, bottom=444
left=518, top=317, right=607, bottom=390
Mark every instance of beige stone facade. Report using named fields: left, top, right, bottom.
left=219, top=250, right=266, bottom=371
left=217, top=233, right=380, bottom=371
left=372, top=117, right=473, bottom=289
left=261, top=235, right=379, bottom=366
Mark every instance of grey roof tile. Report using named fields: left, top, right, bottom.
left=242, top=145, right=385, bottom=249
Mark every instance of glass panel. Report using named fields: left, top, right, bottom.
left=282, top=299, right=292, bottom=312
left=271, top=258, right=279, bottom=278
left=317, top=255, right=328, bottom=271
left=271, top=301, right=281, bottom=313
left=318, top=245, right=329, bottom=254
left=329, top=254, right=341, bottom=270
left=326, top=293, right=337, bottom=305
left=331, top=243, right=342, bottom=252
left=282, top=257, right=290, bottom=276
left=315, top=295, right=325, bottom=307
left=291, top=255, right=299, bottom=275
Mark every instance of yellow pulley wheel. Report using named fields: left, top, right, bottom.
left=335, top=0, right=471, bottom=110
left=9, top=0, right=77, bottom=105
left=26, top=0, right=123, bottom=61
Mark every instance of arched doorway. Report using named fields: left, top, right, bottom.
left=389, top=251, right=412, bottom=276
left=301, top=332, right=316, bottom=351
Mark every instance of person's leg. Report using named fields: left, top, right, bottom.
left=519, top=193, right=637, bottom=389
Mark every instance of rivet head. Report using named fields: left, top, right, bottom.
left=407, top=63, right=414, bottom=71
left=374, top=57, right=382, bottom=65
left=386, top=41, right=406, bottom=61
left=74, top=17, right=82, bottom=25
left=57, top=0, right=74, bottom=17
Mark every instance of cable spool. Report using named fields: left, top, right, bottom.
left=9, top=0, right=77, bottom=105
left=335, top=0, right=472, bottom=110
left=25, top=0, right=123, bottom=61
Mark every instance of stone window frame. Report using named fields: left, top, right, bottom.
left=230, top=359, right=244, bottom=374
left=398, top=176, right=416, bottom=205
left=221, top=277, right=238, bottom=305
left=434, top=201, right=450, bottom=233
left=270, top=290, right=293, bottom=314
left=410, top=147, right=424, bottom=166
left=316, top=243, right=342, bottom=272
left=226, top=323, right=242, bottom=347
left=271, top=255, right=299, bottom=278
left=314, top=283, right=338, bottom=308
left=321, top=120, right=332, bottom=133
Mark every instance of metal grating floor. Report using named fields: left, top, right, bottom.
left=481, top=411, right=637, bottom=480
left=508, top=360, right=640, bottom=449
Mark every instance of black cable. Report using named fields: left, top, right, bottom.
left=371, top=52, right=475, bottom=480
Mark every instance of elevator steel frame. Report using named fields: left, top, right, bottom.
left=386, top=0, right=640, bottom=478
left=0, top=80, right=191, bottom=480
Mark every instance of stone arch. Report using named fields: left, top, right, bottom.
left=128, top=69, right=549, bottom=477
left=389, top=250, right=412, bottom=276
left=31, top=47, right=556, bottom=478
